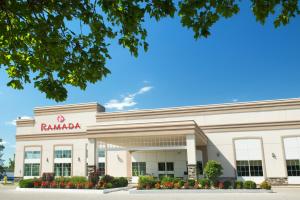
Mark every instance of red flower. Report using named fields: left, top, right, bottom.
left=85, top=182, right=94, bottom=189
left=163, top=182, right=174, bottom=189
left=41, top=181, right=49, bottom=188
left=66, top=182, right=74, bottom=189
left=50, top=181, right=57, bottom=188
left=33, top=182, right=40, bottom=188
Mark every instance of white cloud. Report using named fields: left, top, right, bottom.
left=105, top=85, right=153, bottom=111
left=137, top=86, right=152, bottom=95
left=5, top=115, right=32, bottom=126
left=104, top=96, right=137, bottom=111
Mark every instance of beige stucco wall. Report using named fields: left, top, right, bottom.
left=206, top=129, right=300, bottom=179
left=106, top=150, right=129, bottom=177
left=14, top=139, right=88, bottom=177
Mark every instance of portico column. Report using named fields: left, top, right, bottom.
left=87, top=138, right=97, bottom=176
left=186, top=134, right=197, bottom=180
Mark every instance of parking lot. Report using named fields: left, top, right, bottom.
left=1, top=185, right=300, bottom=200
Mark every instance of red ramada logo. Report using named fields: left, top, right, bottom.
left=57, top=115, right=65, bottom=123
left=41, top=115, right=80, bottom=132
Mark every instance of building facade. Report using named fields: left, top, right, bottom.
left=14, top=98, right=300, bottom=184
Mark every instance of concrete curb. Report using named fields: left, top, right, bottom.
left=16, top=187, right=104, bottom=194
left=129, top=188, right=273, bottom=194
left=103, top=186, right=133, bottom=194
left=15, top=186, right=132, bottom=194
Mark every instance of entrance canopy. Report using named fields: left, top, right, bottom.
left=86, top=120, right=207, bottom=151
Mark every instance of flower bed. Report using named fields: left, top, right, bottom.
left=136, top=160, right=271, bottom=191
left=19, top=173, right=128, bottom=190
left=137, top=176, right=272, bottom=190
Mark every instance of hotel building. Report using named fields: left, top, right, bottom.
left=14, top=98, right=300, bottom=184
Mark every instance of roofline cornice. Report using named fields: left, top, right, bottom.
left=97, top=98, right=300, bottom=121
left=202, top=120, right=300, bottom=133
left=34, top=102, right=105, bottom=116
left=16, top=119, right=35, bottom=127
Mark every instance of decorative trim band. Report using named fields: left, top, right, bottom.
left=96, top=98, right=300, bottom=122
left=202, top=120, right=300, bottom=133
left=16, top=119, right=35, bottom=127
left=16, top=132, right=87, bottom=141
left=87, top=120, right=206, bottom=138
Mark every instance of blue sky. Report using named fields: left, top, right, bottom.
left=0, top=4, right=300, bottom=165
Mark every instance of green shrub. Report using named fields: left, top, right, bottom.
left=117, top=177, right=128, bottom=187
left=160, top=176, right=174, bottom=184
left=138, top=176, right=156, bottom=189
left=55, top=177, right=71, bottom=183
left=111, top=177, right=128, bottom=188
left=101, top=175, right=114, bottom=183
left=187, top=179, right=195, bottom=187
left=234, top=181, right=243, bottom=189
left=105, top=182, right=113, bottom=188
left=19, top=179, right=34, bottom=188
left=223, top=180, right=232, bottom=189
left=204, top=160, right=223, bottom=184
left=198, top=178, right=210, bottom=188
left=260, top=181, right=271, bottom=190
left=243, top=180, right=256, bottom=189
left=69, top=176, right=87, bottom=184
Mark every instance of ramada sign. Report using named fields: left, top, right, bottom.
left=41, top=115, right=81, bottom=131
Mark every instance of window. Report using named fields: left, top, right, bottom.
left=236, top=161, right=250, bottom=176
left=287, top=160, right=300, bottom=176
left=284, top=137, right=300, bottom=177
left=132, top=162, right=146, bottom=176
left=24, top=163, right=40, bottom=176
left=54, top=163, right=72, bottom=176
left=24, top=151, right=40, bottom=177
left=236, top=160, right=263, bottom=177
left=235, top=139, right=264, bottom=177
left=158, top=162, right=165, bottom=171
left=98, top=150, right=105, bottom=158
left=55, top=150, right=71, bottom=158
left=166, top=162, right=174, bottom=171
left=197, top=161, right=203, bottom=175
left=98, top=162, right=105, bottom=176
left=25, top=151, right=41, bottom=159
left=158, top=162, right=174, bottom=171
left=249, top=160, right=263, bottom=176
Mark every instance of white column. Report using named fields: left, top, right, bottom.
left=186, top=134, right=197, bottom=179
left=87, top=138, right=97, bottom=169
left=186, top=134, right=197, bottom=165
